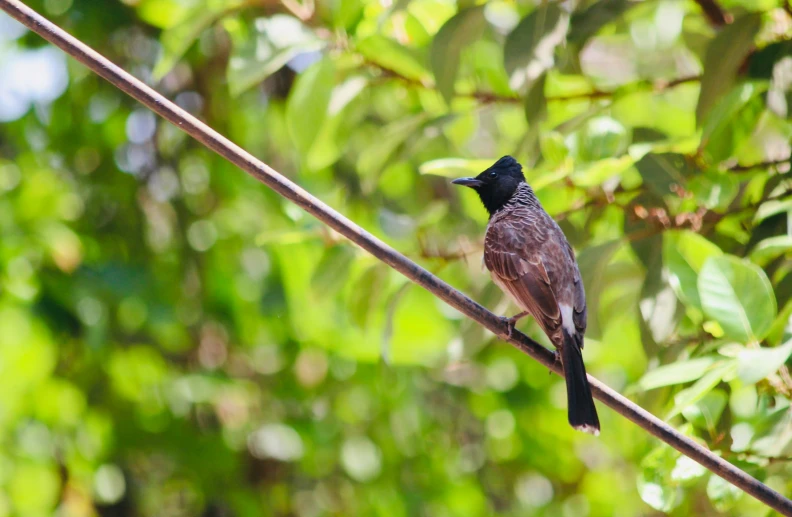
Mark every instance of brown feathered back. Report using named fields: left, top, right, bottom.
left=483, top=183, right=586, bottom=347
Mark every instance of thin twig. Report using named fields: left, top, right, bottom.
left=545, top=75, right=701, bottom=102
left=363, top=60, right=521, bottom=104
left=728, top=156, right=792, bottom=172
left=364, top=59, right=701, bottom=104
left=2, top=1, right=791, bottom=514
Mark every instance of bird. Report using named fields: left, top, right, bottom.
left=452, top=155, right=600, bottom=435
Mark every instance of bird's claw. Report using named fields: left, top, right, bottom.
left=502, top=316, right=516, bottom=339
left=549, top=349, right=561, bottom=375
left=501, top=311, right=528, bottom=340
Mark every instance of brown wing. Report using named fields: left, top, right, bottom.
left=484, top=219, right=563, bottom=341
left=565, top=240, right=587, bottom=337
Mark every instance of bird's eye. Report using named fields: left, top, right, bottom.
left=488, top=171, right=498, bottom=179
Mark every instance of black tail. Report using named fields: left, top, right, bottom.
left=561, top=330, right=600, bottom=435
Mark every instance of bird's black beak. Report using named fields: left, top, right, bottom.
left=452, top=177, right=483, bottom=188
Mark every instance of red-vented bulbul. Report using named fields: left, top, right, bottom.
left=452, top=156, right=600, bottom=435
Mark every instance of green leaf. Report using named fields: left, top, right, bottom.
left=504, top=4, right=568, bottom=91
left=669, top=360, right=737, bottom=418
left=664, top=231, right=723, bottom=309
left=430, top=6, right=487, bottom=103
left=682, top=389, right=727, bottom=430
left=670, top=455, right=707, bottom=485
left=419, top=158, right=494, bottom=177
left=755, top=198, right=792, bottom=223
left=571, top=155, right=635, bottom=187
left=634, top=153, right=693, bottom=197
left=638, top=357, right=718, bottom=391
left=330, top=0, right=364, bottom=30
left=524, top=72, right=547, bottom=127
left=358, top=35, right=431, bottom=82
left=698, top=255, right=777, bottom=343
left=311, top=245, right=357, bottom=298
left=577, top=240, right=622, bottom=339
left=688, top=170, right=740, bottom=210
left=470, top=40, right=513, bottom=96
left=389, top=286, right=453, bottom=365
left=227, top=15, right=323, bottom=97
left=737, top=339, right=792, bottom=384
left=750, top=235, right=792, bottom=265
left=765, top=298, right=792, bottom=346
left=307, top=77, right=368, bottom=170
left=286, top=58, right=336, bottom=157
left=348, top=264, right=390, bottom=328
left=153, top=1, right=241, bottom=80
left=358, top=114, right=428, bottom=177
left=707, top=474, right=744, bottom=512
left=699, top=82, right=767, bottom=164
left=638, top=256, right=682, bottom=346
left=695, top=13, right=762, bottom=125
left=136, top=0, right=191, bottom=29
left=572, top=116, right=630, bottom=163
left=638, top=445, right=683, bottom=512
left=539, top=132, right=569, bottom=166
left=567, top=0, right=636, bottom=46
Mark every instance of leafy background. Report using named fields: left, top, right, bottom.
left=2, top=0, right=792, bottom=515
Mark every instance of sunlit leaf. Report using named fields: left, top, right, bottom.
left=707, top=474, right=744, bottom=512
left=571, top=155, right=634, bottom=187
left=699, top=82, right=767, bottom=164
left=577, top=240, right=622, bottom=338
left=358, top=114, right=428, bottom=177
left=754, top=198, right=792, bottom=223
left=568, top=0, right=636, bottom=46
left=638, top=445, right=683, bottom=512
left=669, top=360, right=737, bottom=417
left=638, top=357, right=718, bottom=391
left=571, top=116, right=630, bottom=162
left=419, top=158, right=494, bottom=177
left=696, top=13, right=762, bottom=125
left=153, top=0, right=242, bottom=80
left=737, top=339, right=792, bottom=384
left=227, top=15, right=323, bottom=97
left=664, top=231, right=723, bottom=309
left=9, top=463, right=60, bottom=513
left=307, top=76, right=368, bottom=170
left=311, top=245, right=357, bottom=298
left=286, top=58, right=336, bottom=157
left=504, top=4, right=568, bottom=91
left=698, top=255, right=777, bottom=343
left=670, top=455, right=707, bottom=485
left=749, top=235, right=792, bottom=265
left=358, top=35, right=430, bottom=82
left=681, top=389, right=727, bottom=430
left=688, top=170, right=740, bottom=210
left=430, top=6, right=487, bottom=103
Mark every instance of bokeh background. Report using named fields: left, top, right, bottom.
left=2, top=0, right=792, bottom=515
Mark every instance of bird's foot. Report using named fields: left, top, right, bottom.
left=549, top=349, right=561, bottom=375
left=502, top=311, right=529, bottom=339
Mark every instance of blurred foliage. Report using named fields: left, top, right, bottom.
left=4, top=0, right=792, bottom=515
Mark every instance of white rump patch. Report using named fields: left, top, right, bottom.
left=559, top=303, right=575, bottom=333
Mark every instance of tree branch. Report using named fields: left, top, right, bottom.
left=693, top=0, right=731, bottom=27
left=3, top=1, right=791, bottom=514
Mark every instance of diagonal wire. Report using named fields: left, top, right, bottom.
left=1, top=0, right=790, bottom=514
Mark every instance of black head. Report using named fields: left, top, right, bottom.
left=452, top=156, right=526, bottom=215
